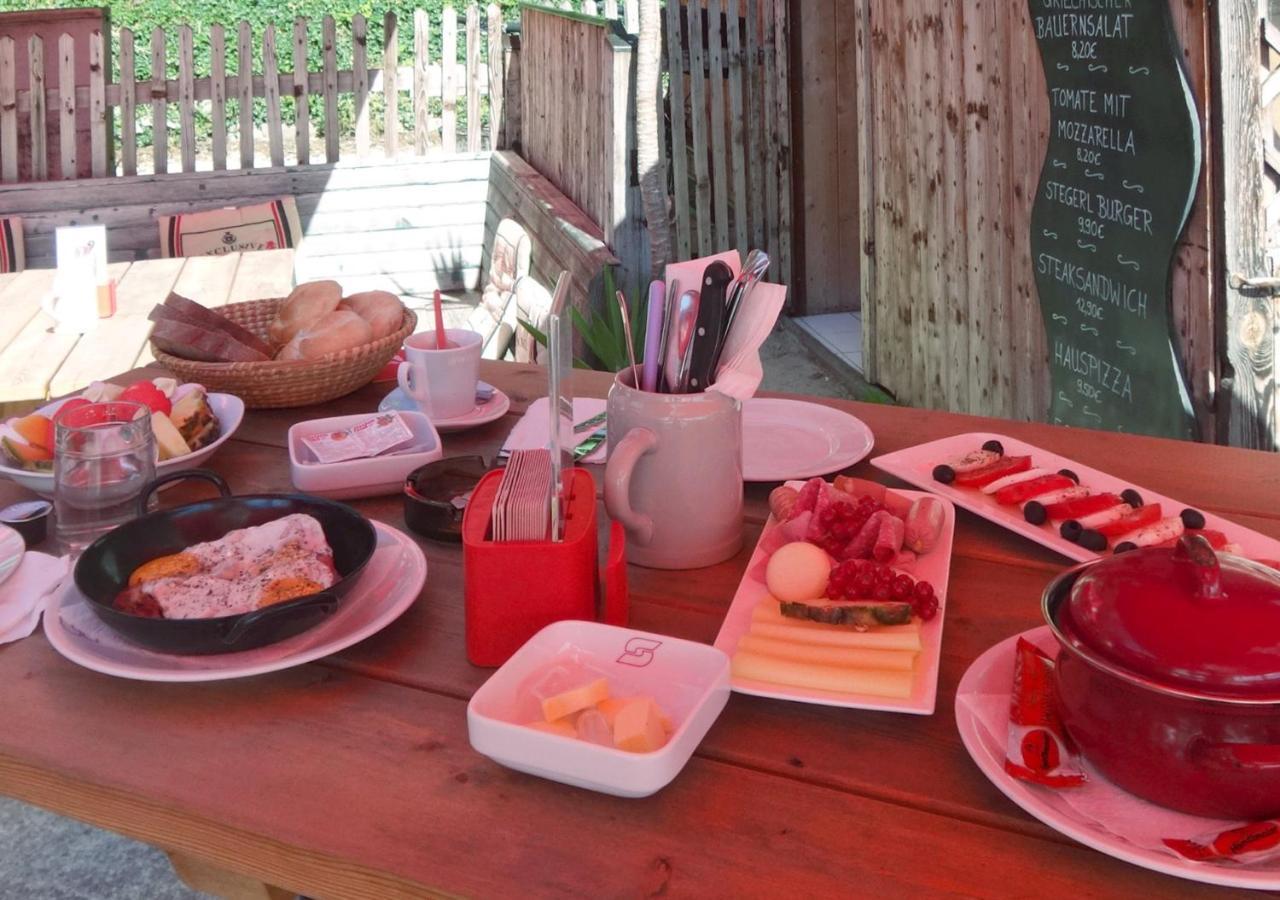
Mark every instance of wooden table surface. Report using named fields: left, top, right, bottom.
left=1, top=361, right=1278, bottom=898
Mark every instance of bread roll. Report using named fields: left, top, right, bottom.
left=342, top=290, right=405, bottom=340
left=276, top=310, right=373, bottom=360
left=268, top=280, right=343, bottom=346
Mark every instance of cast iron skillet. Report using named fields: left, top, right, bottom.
left=74, top=469, right=377, bottom=655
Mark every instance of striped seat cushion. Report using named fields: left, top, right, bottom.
left=158, top=198, right=303, bottom=258
left=0, top=217, right=24, bottom=273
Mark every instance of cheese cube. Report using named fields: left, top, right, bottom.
left=525, top=719, right=577, bottom=738
left=541, top=677, right=609, bottom=722
left=598, top=695, right=675, bottom=735
left=612, top=697, right=668, bottom=753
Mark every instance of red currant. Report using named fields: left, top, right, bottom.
left=890, top=573, right=913, bottom=599
left=873, top=582, right=892, bottom=601
left=913, top=593, right=939, bottom=621
left=913, top=580, right=936, bottom=600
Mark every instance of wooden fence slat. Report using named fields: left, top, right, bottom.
left=177, top=26, right=196, bottom=172
left=323, top=16, right=339, bottom=163
left=59, top=34, right=77, bottom=180
left=151, top=28, right=167, bottom=174
left=745, top=0, right=764, bottom=251
left=583, top=1, right=598, bottom=15
left=761, top=0, right=777, bottom=265
left=467, top=4, right=482, bottom=153
left=772, top=0, right=792, bottom=287
left=962, top=4, right=989, bottom=413
left=414, top=9, right=430, bottom=155
left=383, top=12, right=399, bottom=157
left=665, top=0, right=692, bottom=259
left=210, top=26, right=226, bottom=170
left=0, top=38, right=15, bottom=184
left=854, top=0, right=875, bottom=381
left=89, top=30, right=109, bottom=177
left=238, top=22, right=254, bottom=169
left=707, top=0, right=730, bottom=252
left=687, top=0, right=713, bottom=255
left=27, top=36, right=47, bottom=182
left=940, top=2, right=968, bottom=409
left=624, top=0, right=639, bottom=35
left=726, top=0, right=749, bottom=256
left=263, top=25, right=284, bottom=167
left=604, top=0, right=619, bottom=20
left=487, top=4, right=504, bottom=151
left=294, top=18, right=310, bottom=165
left=442, top=6, right=459, bottom=154
left=353, top=14, right=370, bottom=157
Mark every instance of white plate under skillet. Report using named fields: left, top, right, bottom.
left=742, top=398, right=875, bottom=482
left=871, top=431, right=1280, bottom=564
left=379, top=381, right=511, bottom=433
left=712, top=485, right=955, bottom=715
left=42, top=521, right=425, bottom=682
left=956, top=627, right=1280, bottom=891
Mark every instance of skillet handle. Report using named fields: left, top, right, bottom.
left=137, top=469, right=231, bottom=516
left=222, top=593, right=340, bottom=647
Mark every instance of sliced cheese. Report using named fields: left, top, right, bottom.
left=736, top=633, right=917, bottom=672
left=151, top=412, right=191, bottom=461
left=612, top=697, right=667, bottom=753
left=750, top=620, right=923, bottom=652
left=541, top=677, right=609, bottom=723
left=732, top=649, right=914, bottom=699
left=525, top=719, right=577, bottom=738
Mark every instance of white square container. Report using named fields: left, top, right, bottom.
left=288, top=411, right=443, bottom=500
left=467, top=620, right=730, bottom=798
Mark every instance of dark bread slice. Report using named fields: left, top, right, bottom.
left=149, top=315, right=273, bottom=363
left=159, top=292, right=276, bottom=357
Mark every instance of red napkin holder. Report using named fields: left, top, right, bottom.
left=463, top=466, right=613, bottom=666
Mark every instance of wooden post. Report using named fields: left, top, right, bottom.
left=467, top=4, right=482, bottom=153
left=59, top=34, right=77, bottom=180
left=28, top=35, right=47, bottom=181
left=414, top=9, right=430, bottom=155
left=210, top=25, right=227, bottom=170
left=177, top=26, right=196, bottom=172
left=89, top=30, right=108, bottom=177
left=263, top=25, right=284, bottom=167
left=1214, top=3, right=1277, bottom=447
left=293, top=18, right=310, bottom=165
left=0, top=38, right=14, bottom=184
left=503, top=26, right=521, bottom=153
left=487, top=4, right=504, bottom=150
left=323, top=16, right=339, bottom=162
left=238, top=22, right=254, bottom=169
left=151, top=28, right=167, bottom=174
left=353, top=14, right=370, bottom=157
left=442, top=6, right=459, bottom=154
left=666, top=0, right=691, bottom=259
left=383, top=12, right=399, bottom=157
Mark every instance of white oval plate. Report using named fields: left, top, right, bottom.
left=742, top=398, right=875, bottom=482
left=379, top=382, right=511, bottom=433
left=956, top=627, right=1280, bottom=891
left=43, top=521, right=425, bottom=682
left=0, top=393, right=246, bottom=499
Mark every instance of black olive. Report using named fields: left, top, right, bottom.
left=1180, top=508, right=1206, bottom=530
left=1121, top=489, right=1143, bottom=508
left=1078, top=529, right=1108, bottom=552
left=1114, top=541, right=1138, bottom=554
left=1023, top=501, right=1047, bottom=525
left=1060, top=520, right=1083, bottom=542
left=1057, top=468, right=1080, bottom=484
left=932, top=464, right=956, bottom=485
left=981, top=440, right=1004, bottom=455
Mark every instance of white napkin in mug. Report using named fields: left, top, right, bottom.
left=0, top=552, right=71, bottom=645
left=501, top=397, right=609, bottom=464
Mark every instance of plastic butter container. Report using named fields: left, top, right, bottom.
left=467, top=620, right=730, bottom=797
left=288, top=411, right=443, bottom=500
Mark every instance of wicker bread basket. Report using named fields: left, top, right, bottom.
left=151, top=297, right=417, bottom=409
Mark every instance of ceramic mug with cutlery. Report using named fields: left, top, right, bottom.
left=397, top=329, right=482, bottom=420
left=604, top=369, right=743, bottom=569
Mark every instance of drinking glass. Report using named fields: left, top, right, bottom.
left=53, top=400, right=156, bottom=554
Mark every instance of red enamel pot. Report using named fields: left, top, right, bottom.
left=1042, top=535, right=1280, bottom=819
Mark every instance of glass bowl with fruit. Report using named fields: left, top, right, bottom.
left=0, top=378, right=244, bottom=497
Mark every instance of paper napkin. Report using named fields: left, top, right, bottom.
left=501, top=397, right=609, bottom=464
left=0, top=552, right=71, bottom=645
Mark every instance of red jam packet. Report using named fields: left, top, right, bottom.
left=1005, top=637, right=1087, bottom=788
left=1165, top=821, right=1280, bottom=864
left=302, top=412, right=414, bottom=464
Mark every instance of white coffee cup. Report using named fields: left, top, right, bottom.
left=397, top=329, right=483, bottom=420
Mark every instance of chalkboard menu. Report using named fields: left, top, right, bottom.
left=1028, top=0, right=1201, bottom=440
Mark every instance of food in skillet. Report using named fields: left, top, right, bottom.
left=114, top=514, right=337, bottom=619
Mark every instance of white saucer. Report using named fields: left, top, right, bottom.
left=741, top=398, right=875, bottom=482
left=379, top=381, right=512, bottom=433
left=956, top=627, right=1280, bottom=891
left=43, top=522, right=426, bottom=682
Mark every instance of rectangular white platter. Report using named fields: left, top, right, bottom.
left=871, top=432, right=1280, bottom=565
left=713, top=486, right=955, bottom=716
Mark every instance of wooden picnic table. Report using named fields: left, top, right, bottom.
left=0, top=360, right=1278, bottom=897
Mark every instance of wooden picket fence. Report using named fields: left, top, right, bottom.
left=0, top=4, right=506, bottom=183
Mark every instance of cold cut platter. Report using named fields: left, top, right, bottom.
left=871, top=432, right=1280, bottom=566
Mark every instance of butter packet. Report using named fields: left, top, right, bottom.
left=303, top=412, right=414, bottom=464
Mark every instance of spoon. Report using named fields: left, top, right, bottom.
left=712, top=249, right=771, bottom=374
left=616, top=289, right=639, bottom=385
left=668, top=290, right=701, bottom=394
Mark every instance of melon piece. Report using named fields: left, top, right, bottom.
left=151, top=412, right=191, bottom=461
left=12, top=414, right=54, bottom=452
left=541, top=677, right=609, bottom=722
left=525, top=719, right=577, bottom=738
left=2, top=436, right=52, bottom=467
left=765, top=541, right=832, bottom=603
left=612, top=697, right=668, bottom=753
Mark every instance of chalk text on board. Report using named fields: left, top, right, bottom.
left=1036, top=252, right=1150, bottom=319
left=1042, top=182, right=1154, bottom=234
left=1053, top=339, right=1135, bottom=403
